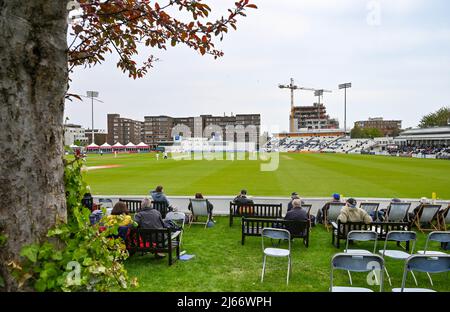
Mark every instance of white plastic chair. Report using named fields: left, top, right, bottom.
left=392, top=255, right=450, bottom=292
left=165, top=211, right=186, bottom=246
left=261, top=228, right=292, bottom=285
left=330, top=253, right=384, bottom=292
left=378, top=231, right=417, bottom=286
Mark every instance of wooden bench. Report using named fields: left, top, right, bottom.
left=119, top=198, right=142, bottom=214
left=153, top=201, right=169, bottom=219
left=241, top=217, right=310, bottom=247
left=125, top=228, right=181, bottom=265
left=229, top=202, right=282, bottom=226
left=331, top=220, right=410, bottom=249
left=119, top=199, right=169, bottom=218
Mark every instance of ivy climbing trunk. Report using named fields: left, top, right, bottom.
left=0, top=0, right=69, bottom=291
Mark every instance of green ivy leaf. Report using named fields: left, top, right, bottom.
left=20, top=245, right=39, bottom=263
left=35, top=278, right=47, bottom=292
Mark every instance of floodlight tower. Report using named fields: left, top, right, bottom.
left=338, top=83, right=352, bottom=136
left=278, top=78, right=316, bottom=132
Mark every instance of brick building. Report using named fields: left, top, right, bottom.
left=354, top=117, right=402, bottom=137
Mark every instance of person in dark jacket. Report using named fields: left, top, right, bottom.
left=285, top=199, right=308, bottom=222
left=134, top=198, right=166, bottom=229
left=81, top=191, right=94, bottom=211
left=233, top=189, right=254, bottom=205
left=150, top=185, right=175, bottom=211
left=233, top=189, right=254, bottom=214
left=285, top=199, right=308, bottom=236
left=287, top=192, right=306, bottom=212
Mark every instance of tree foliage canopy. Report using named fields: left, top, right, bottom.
left=419, top=106, right=450, bottom=128
left=68, top=0, right=257, bottom=78
left=350, top=126, right=384, bottom=139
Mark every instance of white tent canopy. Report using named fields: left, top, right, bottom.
left=137, top=142, right=150, bottom=147
left=100, top=142, right=111, bottom=147
left=87, top=143, right=99, bottom=148
left=69, top=144, right=79, bottom=148
left=125, top=142, right=136, bottom=147
left=112, top=142, right=124, bottom=147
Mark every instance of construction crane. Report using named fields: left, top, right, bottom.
left=278, top=78, right=316, bottom=132
left=278, top=78, right=332, bottom=132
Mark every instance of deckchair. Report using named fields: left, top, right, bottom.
left=412, top=204, right=441, bottom=233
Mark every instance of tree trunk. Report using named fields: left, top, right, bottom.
left=0, top=0, right=69, bottom=291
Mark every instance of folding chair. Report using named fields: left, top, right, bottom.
left=325, top=203, right=345, bottom=231
left=412, top=204, right=442, bottom=233
left=392, top=255, right=450, bottom=292
left=385, top=202, right=411, bottom=223
left=416, top=231, right=450, bottom=286
left=378, top=231, right=417, bottom=286
left=189, top=199, right=211, bottom=229
left=165, top=211, right=186, bottom=247
left=359, top=202, right=380, bottom=221
left=344, top=231, right=378, bottom=285
left=330, top=253, right=384, bottom=292
left=261, top=228, right=292, bottom=285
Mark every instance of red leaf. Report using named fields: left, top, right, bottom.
left=246, top=4, right=258, bottom=9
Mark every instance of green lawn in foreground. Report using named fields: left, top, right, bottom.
left=125, top=217, right=450, bottom=292
left=83, top=153, right=450, bottom=199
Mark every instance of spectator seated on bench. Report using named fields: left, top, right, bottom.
left=233, top=189, right=254, bottom=212
left=125, top=227, right=180, bottom=265
left=129, top=198, right=181, bottom=264
left=106, top=201, right=135, bottom=227
left=241, top=217, right=310, bottom=247
left=150, top=185, right=176, bottom=214
left=285, top=198, right=308, bottom=225
left=338, top=198, right=372, bottom=225
left=332, top=219, right=411, bottom=249
left=105, top=201, right=137, bottom=240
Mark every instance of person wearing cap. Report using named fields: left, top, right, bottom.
left=287, top=192, right=299, bottom=212
left=287, top=192, right=307, bottom=212
left=316, top=193, right=342, bottom=224
left=337, top=198, right=372, bottom=224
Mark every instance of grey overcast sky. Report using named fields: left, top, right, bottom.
left=65, top=0, right=450, bottom=134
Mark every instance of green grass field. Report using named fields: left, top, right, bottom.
left=83, top=152, right=450, bottom=199
left=79, top=153, right=450, bottom=292
left=125, top=217, right=450, bottom=292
